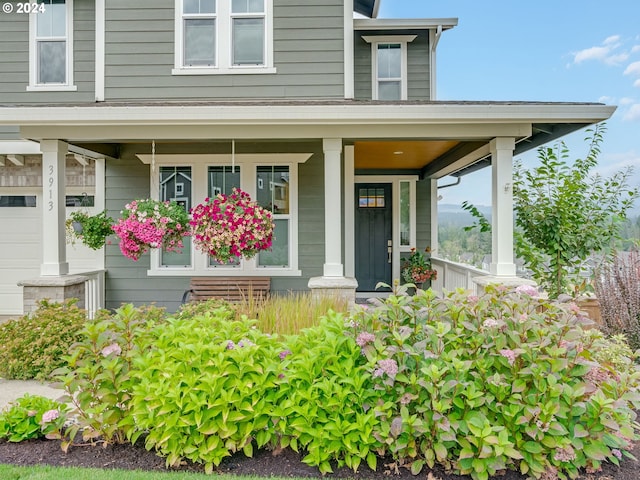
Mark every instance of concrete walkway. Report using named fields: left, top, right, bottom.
left=0, top=378, right=64, bottom=410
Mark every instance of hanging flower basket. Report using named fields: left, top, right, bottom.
left=65, top=210, right=114, bottom=250
left=112, top=199, right=189, bottom=261
left=190, top=188, right=274, bottom=264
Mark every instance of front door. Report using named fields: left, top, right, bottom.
left=355, top=183, right=392, bottom=291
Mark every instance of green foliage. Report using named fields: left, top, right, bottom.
left=348, top=284, right=640, bottom=480
left=234, top=291, right=350, bottom=335
left=53, top=303, right=166, bottom=450
left=0, top=394, right=68, bottom=442
left=0, top=299, right=87, bottom=380
left=274, top=313, right=382, bottom=474
left=513, top=124, right=638, bottom=297
left=67, top=210, right=114, bottom=250
left=125, top=309, right=282, bottom=474
left=463, top=125, right=639, bottom=298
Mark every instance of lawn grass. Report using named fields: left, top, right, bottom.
left=0, top=464, right=294, bottom=480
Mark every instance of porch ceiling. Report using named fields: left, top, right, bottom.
left=354, top=140, right=460, bottom=170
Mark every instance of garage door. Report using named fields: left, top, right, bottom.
left=0, top=193, right=41, bottom=316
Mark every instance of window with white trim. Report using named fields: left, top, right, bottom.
left=146, top=154, right=305, bottom=276
left=28, top=0, right=76, bottom=91
left=362, top=35, right=416, bottom=101
left=174, top=0, right=275, bottom=75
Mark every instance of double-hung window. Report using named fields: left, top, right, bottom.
left=28, top=0, right=76, bottom=90
left=174, top=0, right=275, bottom=74
left=362, top=35, right=416, bottom=101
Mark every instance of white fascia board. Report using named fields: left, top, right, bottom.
left=354, top=18, right=458, bottom=30
left=0, top=103, right=617, bottom=127
left=0, top=140, right=41, bottom=154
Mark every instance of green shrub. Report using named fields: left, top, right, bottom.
left=0, top=299, right=88, bottom=380
left=274, top=312, right=382, bottom=474
left=125, top=308, right=282, bottom=474
left=53, top=303, right=166, bottom=450
left=0, top=394, right=68, bottom=442
left=347, top=284, right=640, bottom=480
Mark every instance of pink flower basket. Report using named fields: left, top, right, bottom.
left=189, top=188, right=274, bottom=264
left=112, top=199, right=190, bottom=261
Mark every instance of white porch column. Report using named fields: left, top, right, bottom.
left=322, top=138, right=344, bottom=276
left=40, top=140, right=69, bottom=276
left=344, top=145, right=355, bottom=277
left=489, top=137, right=516, bottom=276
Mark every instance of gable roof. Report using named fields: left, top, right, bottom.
left=354, top=0, right=380, bottom=18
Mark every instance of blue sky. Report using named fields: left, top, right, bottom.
left=380, top=0, right=640, bottom=212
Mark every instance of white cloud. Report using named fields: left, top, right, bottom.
left=620, top=97, right=636, bottom=106
left=635, top=79, right=640, bottom=88
left=632, top=45, right=640, bottom=54
left=624, top=61, right=640, bottom=76
left=572, top=36, right=628, bottom=66
left=623, top=103, right=640, bottom=121
left=599, top=95, right=615, bottom=103
left=604, top=35, right=621, bottom=45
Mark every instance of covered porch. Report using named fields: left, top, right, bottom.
left=0, top=100, right=615, bottom=313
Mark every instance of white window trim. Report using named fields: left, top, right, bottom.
left=173, top=0, right=276, bottom=75
left=353, top=175, right=418, bottom=282
left=138, top=153, right=311, bottom=277
left=27, top=0, right=77, bottom=91
left=362, top=35, right=416, bottom=101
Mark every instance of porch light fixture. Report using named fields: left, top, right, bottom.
left=393, top=150, right=403, bottom=155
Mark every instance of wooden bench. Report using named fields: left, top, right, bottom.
left=181, top=276, right=271, bottom=303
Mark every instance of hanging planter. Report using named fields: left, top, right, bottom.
left=190, top=188, right=274, bottom=264
left=112, top=199, right=190, bottom=261
left=65, top=210, right=114, bottom=250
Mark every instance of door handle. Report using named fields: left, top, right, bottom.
left=387, top=240, right=392, bottom=264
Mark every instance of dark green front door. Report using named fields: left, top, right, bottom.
left=355, top=183, right=392, bottom=291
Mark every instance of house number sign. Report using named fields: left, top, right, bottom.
left=48, top=164, right=54, bottom=211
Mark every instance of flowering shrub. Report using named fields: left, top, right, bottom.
left=53, top=303, right=166, bottom=450
left=0, top=299, right=88, bottom=380
left=190, top=188, right=273, bottom=264
left=347, top=283, right=640, bottom=480
left=0, top=394, right=68, bottom=442
left=401, top=247, right=437, bottom=284
left=126, top=310, right=282, bottom=474
left=112, top=199, right=189, bottom=261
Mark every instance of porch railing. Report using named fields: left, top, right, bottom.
left=430, top=257, right=491, bottom=295
left=79, top=269, right=106, bottom=319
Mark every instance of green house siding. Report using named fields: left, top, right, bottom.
left=104, top=141, right=325, bottom=312
left=415, top=178, right=433, bottom=251
left=104, top=0, right=345, bottom=101
left=0, top=0, right=95, bottom=104
left=354, top=30, right=431, bottom=101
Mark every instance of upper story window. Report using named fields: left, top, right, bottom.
left=28, top=0, right=76, bottom=91
left=174, top=0, right=275, bottom=75
left=362, top=35, right=416, bottom=101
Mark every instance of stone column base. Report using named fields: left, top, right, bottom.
left=473, top=275, right=537, bottom=295
left=18, top=275, right=88, bottom=316
left=308, top=276, right=358, bottom=306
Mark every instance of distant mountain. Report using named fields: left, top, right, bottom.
left=438, top=204, right=492, bottom=228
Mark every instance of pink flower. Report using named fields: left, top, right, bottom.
left=612, top=449, right=623, bottom=460
left=373, top=359, right=398, bottom=378
left=482, top=318, right=499, bottom=328
left=499, top=349, right=518, bottom=365
left=515, top=284, right=539, bottom=297
left=41, top=409, right=60, bottom=423
left=101, top=343, right=122, bottom=357
left=356, top=332, right=376, bottom=347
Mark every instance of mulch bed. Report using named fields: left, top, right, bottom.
left=0, top=436, right=637, bottom=479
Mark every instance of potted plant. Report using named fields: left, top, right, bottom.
left=112, top=199, right=190, bottom=261
left=190, top=188, right=274, bottom=264
left=401, top=247, right=437, bottom=290
left=65, top=210, right=114, bottom=250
